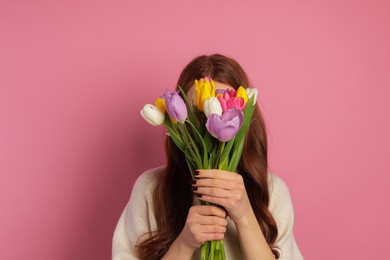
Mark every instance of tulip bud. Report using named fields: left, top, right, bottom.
left=245, top=88, right=258, bottom=106
left=203, top=97, right=223, bottom=118
left=206, top=110, right=244, bottom=142
left=217, top=90, right=246, bottom=111
left=195, top=78, right=216, bottom=111
left=162, top=90, right=188, bottom=123
left=140, top=104, right=165, bottom=126
left=236, top=86, right=248, bottom=104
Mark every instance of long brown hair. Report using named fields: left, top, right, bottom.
left=137, top=54, right=279, bottom=259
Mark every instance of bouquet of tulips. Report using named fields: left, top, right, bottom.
left=140, top=77, right=258, bottom=260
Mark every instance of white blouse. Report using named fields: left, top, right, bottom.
left=112, top=166, right=304, bottom=260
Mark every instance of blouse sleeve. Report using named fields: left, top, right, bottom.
left=112, top=169, right=159, bottom=260
left=268, top=174, right=304, bottom=260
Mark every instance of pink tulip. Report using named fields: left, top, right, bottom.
left=217, top=89, right=246, bottom=112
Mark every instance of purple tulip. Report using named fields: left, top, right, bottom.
left=215, top=89, right=226, bottom=96
left=161, top=90, right=188, bottom=122
left=206, top=109, right=244, bottom=142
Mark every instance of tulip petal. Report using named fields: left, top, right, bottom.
left=195, top=78, right=216, bottom=111
left=236, top=86, right=248, bottom=104
left=155, top=98, right=166, bottom=113
left=140, top=104, right=165, bottom=126
left=217, top=95, right=228, bottom=112
left=206, top=110, right=244, bottom=142
left=163, top=90, right=188, bottom=122
left=203, top=97, right=223, bottom=118
left=246, top=88, right=258, bottom=106
left=216, top=89, right=225, bottom=96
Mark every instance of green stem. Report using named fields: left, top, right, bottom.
left=221, top=240, right=226, bottom=259
left=201, top=242, right=207, bottom=260
left=183, top=124, right=202, bottom=165
left=177, top=123, right=202, bottom=169
left=186, top=120, right=208, bottom=167
left=214, top=142, right=225, bottom=169
left=177, top=85, right=202, bottom=134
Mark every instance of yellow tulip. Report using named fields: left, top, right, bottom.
left=195, top=78, right=216, bottom=111
left=155, top=98, right=166, bottom=113
left=236, top=86, right=248, bottom=104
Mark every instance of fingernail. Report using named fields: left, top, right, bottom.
left=192, top=186, right=198, bottom=191
left=191, top=180, right=197, bottom=185
left=194, top=170, right=199, bottom=176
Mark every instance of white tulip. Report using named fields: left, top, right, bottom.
left=203, top=97, right=223, bottom=118
left=246, top=88, right=258, bottom=106
left=140, top=104, right=165, bottom=126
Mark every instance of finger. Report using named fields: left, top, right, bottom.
left=194, top=215, right=228, bottom=226
left=198, top=232, right=225, bottom=243
left=199, top=224, right=227, bottom=234
left=197, top=195, right=230, bottom=210
left=195, top=169, right=241, bottom=181
left=191, top=205, right=227, bottom=218
left=193, top=178, right=237, bottom=190
left=194, top=187, right=233, bottom=198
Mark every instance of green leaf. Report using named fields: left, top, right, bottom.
left=203, top=132, right=214, bottom=153
left=218, top=136, right=235, bottom=170
left=185, top=155, right=197, bottom=179
left=164, top=115, right=186, bottom=152
left=186, top=120, right=208, bottom=167
left=208, top=151, right=214, bottom=169
left=228, top=96, right=256, bottom=172
left=178, top=85, right=202, bottom=134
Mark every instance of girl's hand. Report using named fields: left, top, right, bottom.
left=192, top=169, right=253, bottom=224
left=176, top=205, right=228, bottom=250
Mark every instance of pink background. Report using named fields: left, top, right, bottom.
left=1, top=0, right=389, bottom=259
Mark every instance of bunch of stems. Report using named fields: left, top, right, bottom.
left=163, top=87, right=256, bottom=260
